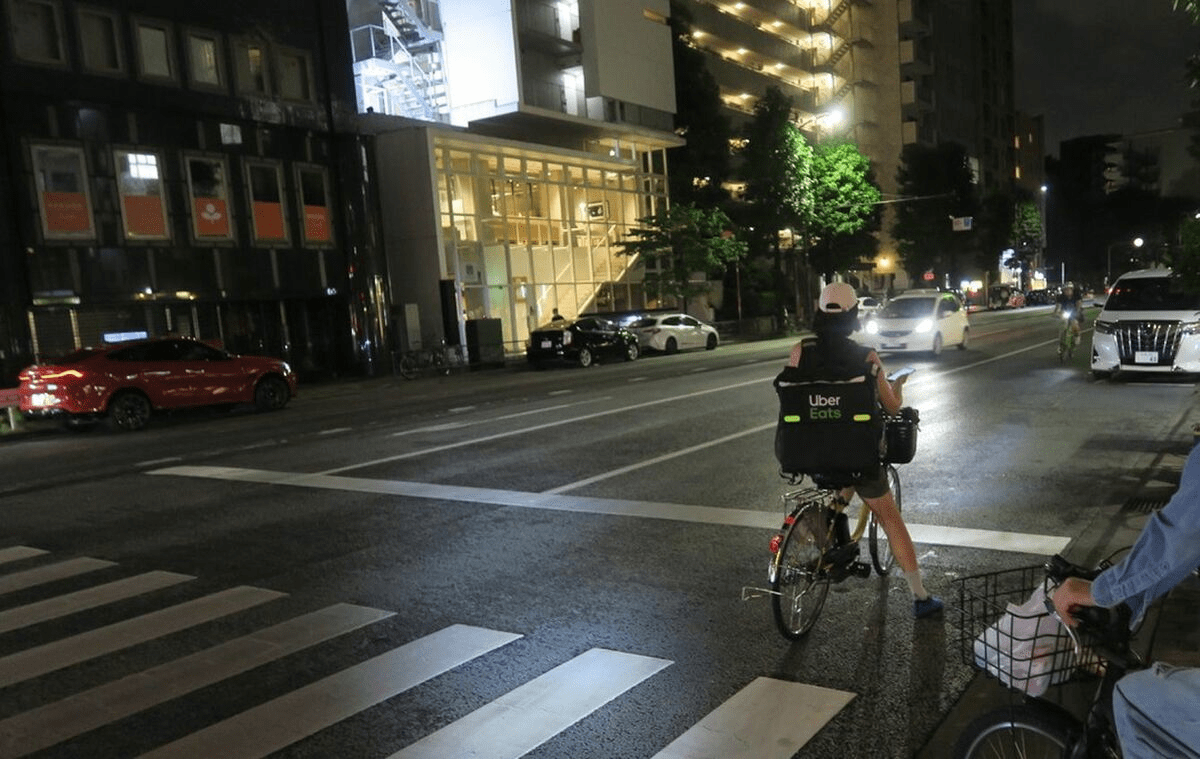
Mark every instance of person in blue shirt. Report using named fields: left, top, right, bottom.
left=1052, top=442, right=1200, bottom=758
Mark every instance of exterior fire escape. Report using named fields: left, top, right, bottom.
left=350, top=0, right=449, bottom=122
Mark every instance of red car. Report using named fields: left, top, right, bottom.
left=17, top=336, right=297, bottom=431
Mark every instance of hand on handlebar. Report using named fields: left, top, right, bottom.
left=1051, top=576, right=1097, bottom=628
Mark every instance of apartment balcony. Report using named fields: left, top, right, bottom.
left=900, top=79, right=933, bottom=117
left=899, top=38, right=933, bottom=76
left=897, top=0, right=931, bottom=37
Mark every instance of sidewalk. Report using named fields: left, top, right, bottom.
left=916, top=396, right=1200, bottom=756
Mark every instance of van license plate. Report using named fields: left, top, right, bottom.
left=1134, top=351, right=1158, bottom=364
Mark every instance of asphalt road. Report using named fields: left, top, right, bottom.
left=0, top=305, right=1194, bottom=758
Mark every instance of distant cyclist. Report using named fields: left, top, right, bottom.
left=1054, top=283, right=1086, bottom=332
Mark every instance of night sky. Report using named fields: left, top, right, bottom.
left=1013, top=0, right=1200, bottom=155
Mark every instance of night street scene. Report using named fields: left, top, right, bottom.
left=2, top=1, right=1200, bottom=757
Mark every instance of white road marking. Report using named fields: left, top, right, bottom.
left=0, top=557, right=116, bottom=595
left=0, top=547, right=48, bottom=566
left=652, top=677, right=855, bottom=759
left=0, top=603, right=394, bottom=758
left=317, top=427, right=353, bottom=435
left=136, top=456, right=183, bottom=468
left=390, top=648, right=671, bottom=759
left=0, top=571, right=193, bottom=634
left=148, top=466, right=1071, bottom=555
left=134, top=624, right=520, bottom=759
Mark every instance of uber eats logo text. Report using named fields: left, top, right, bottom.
left=808, top=393, right=842, bottom=419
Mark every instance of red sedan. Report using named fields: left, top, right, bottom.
left=18, top=336, right=297, bottom=431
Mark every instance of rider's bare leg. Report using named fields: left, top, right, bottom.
left=862, top=491, right=928, bottom=597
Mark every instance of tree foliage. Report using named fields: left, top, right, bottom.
left=807, top=140, right=882, bottom=278
left=619, top=204, right=748, bottom=309
left=740, top=87, right=814, bottom=232
left=892, top=142, right=978, bottom=283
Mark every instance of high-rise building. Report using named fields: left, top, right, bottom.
left=675, top=0, right=1016, bottom=288
left=348, top=0, right=684, bottom=357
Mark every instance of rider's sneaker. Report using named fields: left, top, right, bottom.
left=914, top=596, right=944, bottom=619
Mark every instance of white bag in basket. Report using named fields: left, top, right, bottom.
left=972, top=583, right=1074, bottom=697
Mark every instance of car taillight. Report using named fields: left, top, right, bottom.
left=562, top=331, right=572, bottom=346
left=768, top=534, right=783, bottom=553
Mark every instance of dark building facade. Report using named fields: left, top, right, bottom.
left=0, top=0, right=387, bottom=385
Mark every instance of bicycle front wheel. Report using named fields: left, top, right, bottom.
left=869, top=464, right=900, bottom=575
left=398, top=354, right=419, bottom=380
left=771, top=508, right=831, bottom=639
left=951, top=704, right=1078, bottom=759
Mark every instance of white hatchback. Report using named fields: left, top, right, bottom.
left=626, top=313, right=720, bottom=353
left=860, top=290, right=970, bottom=356
left=1090, top=268, right=1200, bottom=378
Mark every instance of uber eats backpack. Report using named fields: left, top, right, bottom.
left=773, top=339, right=884, bottom=479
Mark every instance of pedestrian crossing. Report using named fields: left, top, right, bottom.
left=0, top=545, right=854, bottom=758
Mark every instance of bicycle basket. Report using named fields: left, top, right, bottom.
left=952, top=565, right=1100, bottom=697
left=882, top=407, right=919, bottom=464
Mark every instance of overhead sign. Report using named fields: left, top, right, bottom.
left=952, top=216, right=973, bottom=231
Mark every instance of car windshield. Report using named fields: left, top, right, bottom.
left=878, top=297, right=935, bottom=319
left=628, top=317, right=658, bottom=328
left=1105, top=277, right=1200, bottom=312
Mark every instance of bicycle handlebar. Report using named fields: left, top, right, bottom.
left=1043, top=554, right=1136, bottom=662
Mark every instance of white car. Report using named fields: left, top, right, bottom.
left=1091, top=268, right=1200, bottom=378
left=857, top=295, right=883, bottom=314
left=860, top=290, right=970, bottom=355
left=626, top=313, right=719, bottom=353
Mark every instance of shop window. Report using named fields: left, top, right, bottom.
left=233, top=39, right=270, bottom=95
left=186, top=29, right=224, bottom=89
left=114, top=149, right=169, bottom=240
left=277, top=48, right=312, bottom=101
left=8, top=0, right=66, bottom=66
left=246, top=161, right=287, bottom=244
left=78, top=5, right=123, bottom=74
left=31, top=143, right=94, bottom=240
left=133, top=18, right=175, bottom=82
left=296, top=165, right=331, bottom=245
left=185, top=156, right=232, bottom=241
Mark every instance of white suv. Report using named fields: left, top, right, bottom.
left=1091, top=268, right=1200, bottom=378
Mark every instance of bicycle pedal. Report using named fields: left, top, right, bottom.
left=853, top=561, right=872, bottom=578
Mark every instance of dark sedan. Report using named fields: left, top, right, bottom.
left=526, top=317, right=640, bottom=368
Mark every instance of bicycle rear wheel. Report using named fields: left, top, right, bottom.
left=951, top=704, right=1078, bottom=759
left=771, top=506, right=831, bottom=639
left=398, top=353, right=418, bottom=380
left=869, top=465, right=899, bottom=575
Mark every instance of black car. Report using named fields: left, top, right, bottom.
left=526, top=316, right=640, bottom=368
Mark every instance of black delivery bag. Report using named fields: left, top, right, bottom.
left=773, top=360, right=883, bottom=478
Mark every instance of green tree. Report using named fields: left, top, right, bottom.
left=1005, top=200, right=1043, bottom=287
left=892, top=142, right=978, bottom=284
left=619, top=204, right=748, bottom=313
left=807, top=140, right=882, bottom=280
left=666, top=1, right=731, bottom=205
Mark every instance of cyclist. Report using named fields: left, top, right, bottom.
left=787, top=282, right=943, bottom=618
left=1053, top=282, right=1086, bottom=348
left=1051, top=441, right=1200, bottom=758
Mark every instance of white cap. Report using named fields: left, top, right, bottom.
left=818, top=282, right=858, bottom=313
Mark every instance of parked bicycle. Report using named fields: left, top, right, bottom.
left=743, top=463, right=903, bottom=639
left=950, top=553, right=1140, bottom=758
left=396, top=346, right=449, bottom=379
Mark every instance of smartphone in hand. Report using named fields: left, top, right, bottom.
left=887, top=366, right=915, bottom=382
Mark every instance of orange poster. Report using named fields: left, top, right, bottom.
left=193, top=197, right=230, bottom=237
left=121, top=194, right=167, bottom=237
left=304, top=204, right=330, bottom=243
left=252, top=201, right=286, bottom=241
left=42, top=191, right=92, bottom=234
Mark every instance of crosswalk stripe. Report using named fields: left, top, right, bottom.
left=0, top=547, right=48, bottom=566
left=0, top=586, right=285, bottom=689
left=0, top=603, right=395, bottom=758
left=150, top=466, right=1071, bottom=556
left=0, top=557, right=117, bottom=595
left=134, top=624, right=522, bottom=759
left=391, top=648, right=672, bottom=759
left=651, top=677, right=856, bottom=759
left=0, top=570, right=194, bottom=634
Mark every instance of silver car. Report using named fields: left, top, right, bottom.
left=627, top=313, right=720, bottom=353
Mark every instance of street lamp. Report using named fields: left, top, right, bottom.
left=1106, top=236, right=1144, bottom=288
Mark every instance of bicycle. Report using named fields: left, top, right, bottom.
left=1057, top=309, right=1082, bottom=362
left=748, top=463, right=903, bottom=639
left=396, top=346, right=448, bottom=379
left=950, top=554, right=1141, bottom=758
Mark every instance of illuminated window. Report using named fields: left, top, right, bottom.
left=115, top=149, right=169, bottom=240
left=78, top=6, right=123, bottom=74
left=278, top=49, right=312, bottom=101
left=187, top=30, right=224, bottom=88
left=31, top=143, right=94, bottom=240
left=234, top=39, right=270, bottom=95
left=8, top=0, right=65, bottom=65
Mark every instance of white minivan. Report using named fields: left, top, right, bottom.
left=1091, top=268, right=1200, bottom=378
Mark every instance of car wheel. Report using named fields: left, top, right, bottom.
left=930, top=333, right=943, bottom=357
left=578, top=347, right=593, bottom=368
left=106, top=391, right=152, bottom=432
left=665, top=337, right=678, bottom=354
left=957, top=327, right=969, bottom=350
left=706, top=333, right=718, bottom=350
left=254, top=375, right=291, bottom=411
left=624, top=341, right=639, bottom=361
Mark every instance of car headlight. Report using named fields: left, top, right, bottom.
left=865, top=320, right=879, bottom=335
left=1182, top=321, right=1200, bottom=335
left=914, top=318, right=933, bottom=333
left=1094, top=319, right=1116, bottom=335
